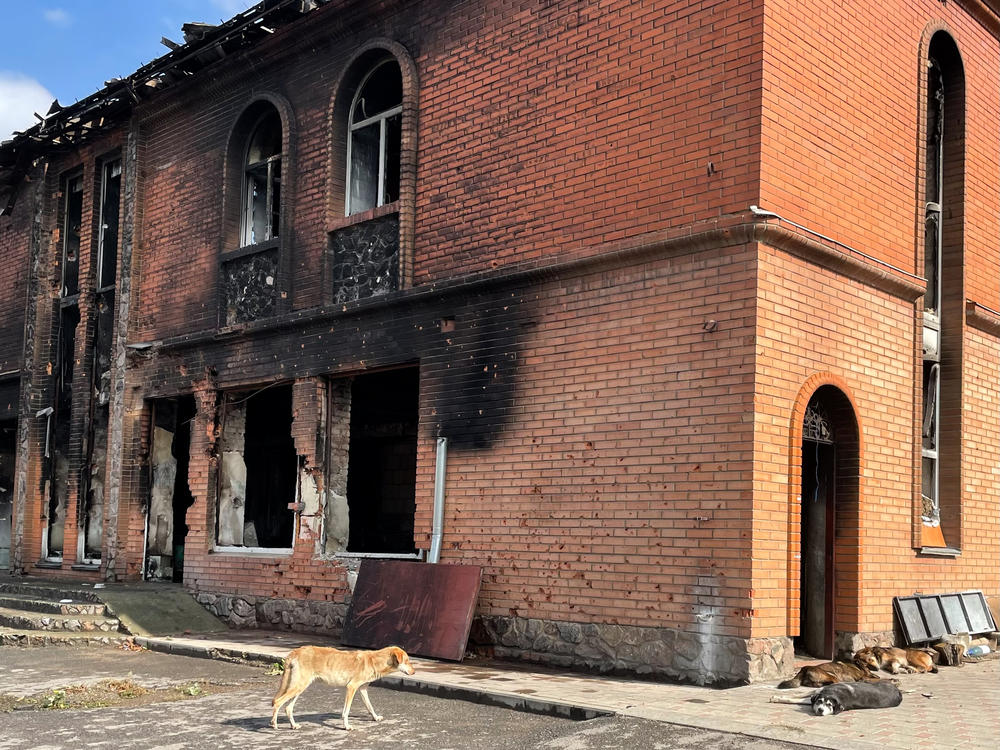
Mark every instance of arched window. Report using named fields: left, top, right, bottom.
left=346, top=59, right=402, bottom=215
left=241, top=108, right=282, bottom=246
left=921, top=32, right=964, bottom=552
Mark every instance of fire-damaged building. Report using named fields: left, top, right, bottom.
left=1, top=0, right=999, bottom=685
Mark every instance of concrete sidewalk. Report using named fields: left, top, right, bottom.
left=135, top=630, right=998, bottom=750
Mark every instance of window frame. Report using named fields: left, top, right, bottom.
left=345, top=59, right=403, bottom=216
left=239, top=110, right=283, bottom=248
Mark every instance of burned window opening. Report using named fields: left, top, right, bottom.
left=217, top=385, right=296, bottom=549
left=79, top=159, right=122, bottom=561
left=221, top=246, right=278, bottom=326
left=96, top=160, right=121, bottom=291
left=45, top=174, right=85, bottom=560
left=61, top=175, right=83, bottom=298
left=330, top=212, right=400, bottom=304
left=147, top=396, right=196, bottom=581
left=346, top=60, right=402, bottom=216
left=241, top=109, right=282, bottom=247
left=0, top=421, right=16, bottom=570
left=344, top=368, right=418, bottom=554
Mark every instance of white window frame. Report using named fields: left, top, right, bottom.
left=345, top=60, right=402, bottom=216
left=240, top=112, right=282, bottom=247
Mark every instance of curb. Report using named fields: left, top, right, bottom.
left=135, top=636, right=611, bottom=720
left=134, top=637, right=281, bottom=666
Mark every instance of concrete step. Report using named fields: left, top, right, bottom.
left=0, top=626, right=132, bottom=648
left=0, top=581, right=104, bottom=603
left=0, top=606, right=121, bottom=632
left=0, top=592, right=108, bottom=616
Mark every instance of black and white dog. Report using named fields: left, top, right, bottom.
left=770, top=680, right=903, bottom=715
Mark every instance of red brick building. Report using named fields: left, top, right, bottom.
left=1, top=0, right=998, bottom=684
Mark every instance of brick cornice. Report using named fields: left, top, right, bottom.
left=965, top=299, right=1000, bottom=336
left=959, top=0, right=1000, bottom=37
left=139, top=214, right=925, bottom=357
left=752, top=223, right=926, bottom=302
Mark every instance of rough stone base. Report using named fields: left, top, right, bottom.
left=194, top=592, right=347, bottom=635
left=833, top=629, right=895, bottom=660
left=471, top=615, right=794, bottom=686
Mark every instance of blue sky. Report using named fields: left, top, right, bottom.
left=0, top=1, right=257, bottom=139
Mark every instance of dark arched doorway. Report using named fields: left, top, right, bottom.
left=795, top=385, right=860, bottom=659
left=799, top=396, right=835, bottom=657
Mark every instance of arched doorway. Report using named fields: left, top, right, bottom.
left=794, top=384, right=860, bottom=659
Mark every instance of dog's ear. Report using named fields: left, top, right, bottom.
left=390, top=647, right=404, bottom=666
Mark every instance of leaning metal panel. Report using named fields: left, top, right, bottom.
left=894, top=591, right=997, bottom=644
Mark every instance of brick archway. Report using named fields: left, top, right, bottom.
left=786, top=374, right=863, bottom=655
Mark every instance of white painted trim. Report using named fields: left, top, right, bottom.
left=211, top=546, right=294, bottom=556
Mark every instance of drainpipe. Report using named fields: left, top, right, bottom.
left=140, top=503, right=150, bottom=580
left=428, top=437, right=447, bottom=563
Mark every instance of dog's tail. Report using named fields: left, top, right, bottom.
left=777, top=671, right=802, bottom=689
left=272, top=656, right=295, bottom=705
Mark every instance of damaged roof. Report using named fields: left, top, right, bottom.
left=0, top=0, right=329, bottom=213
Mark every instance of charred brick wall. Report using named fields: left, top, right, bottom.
left=120, top=225, right=757, bottom=641
left=130, top=0, right=762, bottom=343
left=0, top=186, right=32, bottom=382
left=11, top=127, right=129, bottom=576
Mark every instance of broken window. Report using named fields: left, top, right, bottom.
left=45, top=173, right=84, bottom=560
left=921, top=362, right=939, bottom=524
left=328, top=368, right=418, bottom=555
left=146, top=397, right=196, bottom=581
left=80, top=158, right=122, bottom=561
left=61, top=175, right=82, bottom=297
left=920, top=34, right=964, bottom=550
left=0, top=421, right=16, bottom=570
left=241, top=109, right=282, bottom=247
left=346, top=60, right=402, bottom=215
left=222, top=104, right=282, bottom=325
left=217, top=385, right=296, bottom=549
left=924, top=58, right=943, bottom=321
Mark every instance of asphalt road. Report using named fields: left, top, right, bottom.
left=0, top=647, right=813, bottom=750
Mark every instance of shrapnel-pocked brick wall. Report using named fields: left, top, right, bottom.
left=1, top=0, right=999, bottom=685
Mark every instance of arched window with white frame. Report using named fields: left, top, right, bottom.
left=242, top=108, right=282, bottom=246
left=346, top=59, right=402, bottom=215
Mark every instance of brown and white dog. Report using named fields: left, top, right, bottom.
left=270, top=645, right=415, bottom=731
left=854, top=646, right=938, bottom=675
left=777, top=660, right=879, bottom=689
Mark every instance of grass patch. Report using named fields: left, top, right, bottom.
left=0, top=679, right=227, bottom=712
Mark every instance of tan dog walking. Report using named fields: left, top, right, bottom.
left=270, top=645, right=415, bottom=731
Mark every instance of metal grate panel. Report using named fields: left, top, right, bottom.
left=894, top=590, right=997, bottom=644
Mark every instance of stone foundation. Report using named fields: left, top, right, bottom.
left=194, top=592, right=348, bottom=634
left=833, top=629, right=896, bottom=660
left=472, top=615, right=794, bottom=686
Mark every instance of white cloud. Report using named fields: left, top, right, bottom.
left=0, top=73, right=56, bottom=140
left=43, top=8, right=72, bottom=27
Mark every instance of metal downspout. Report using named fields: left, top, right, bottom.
left=428, top=437, right=447, bottom=563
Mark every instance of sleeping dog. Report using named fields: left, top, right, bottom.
left=770, top=680, right=903, bottom=715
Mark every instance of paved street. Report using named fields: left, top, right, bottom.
left=140, top=630, right=1000, bottom=750
left=0, top=647, right=809, bottom=750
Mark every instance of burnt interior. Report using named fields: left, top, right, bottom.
left=241, top=385, right=296, bottom=548
left=347, top=368, right=418, bottom=554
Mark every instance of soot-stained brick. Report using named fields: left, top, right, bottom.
left=429, top=292, right=528, bottom=450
